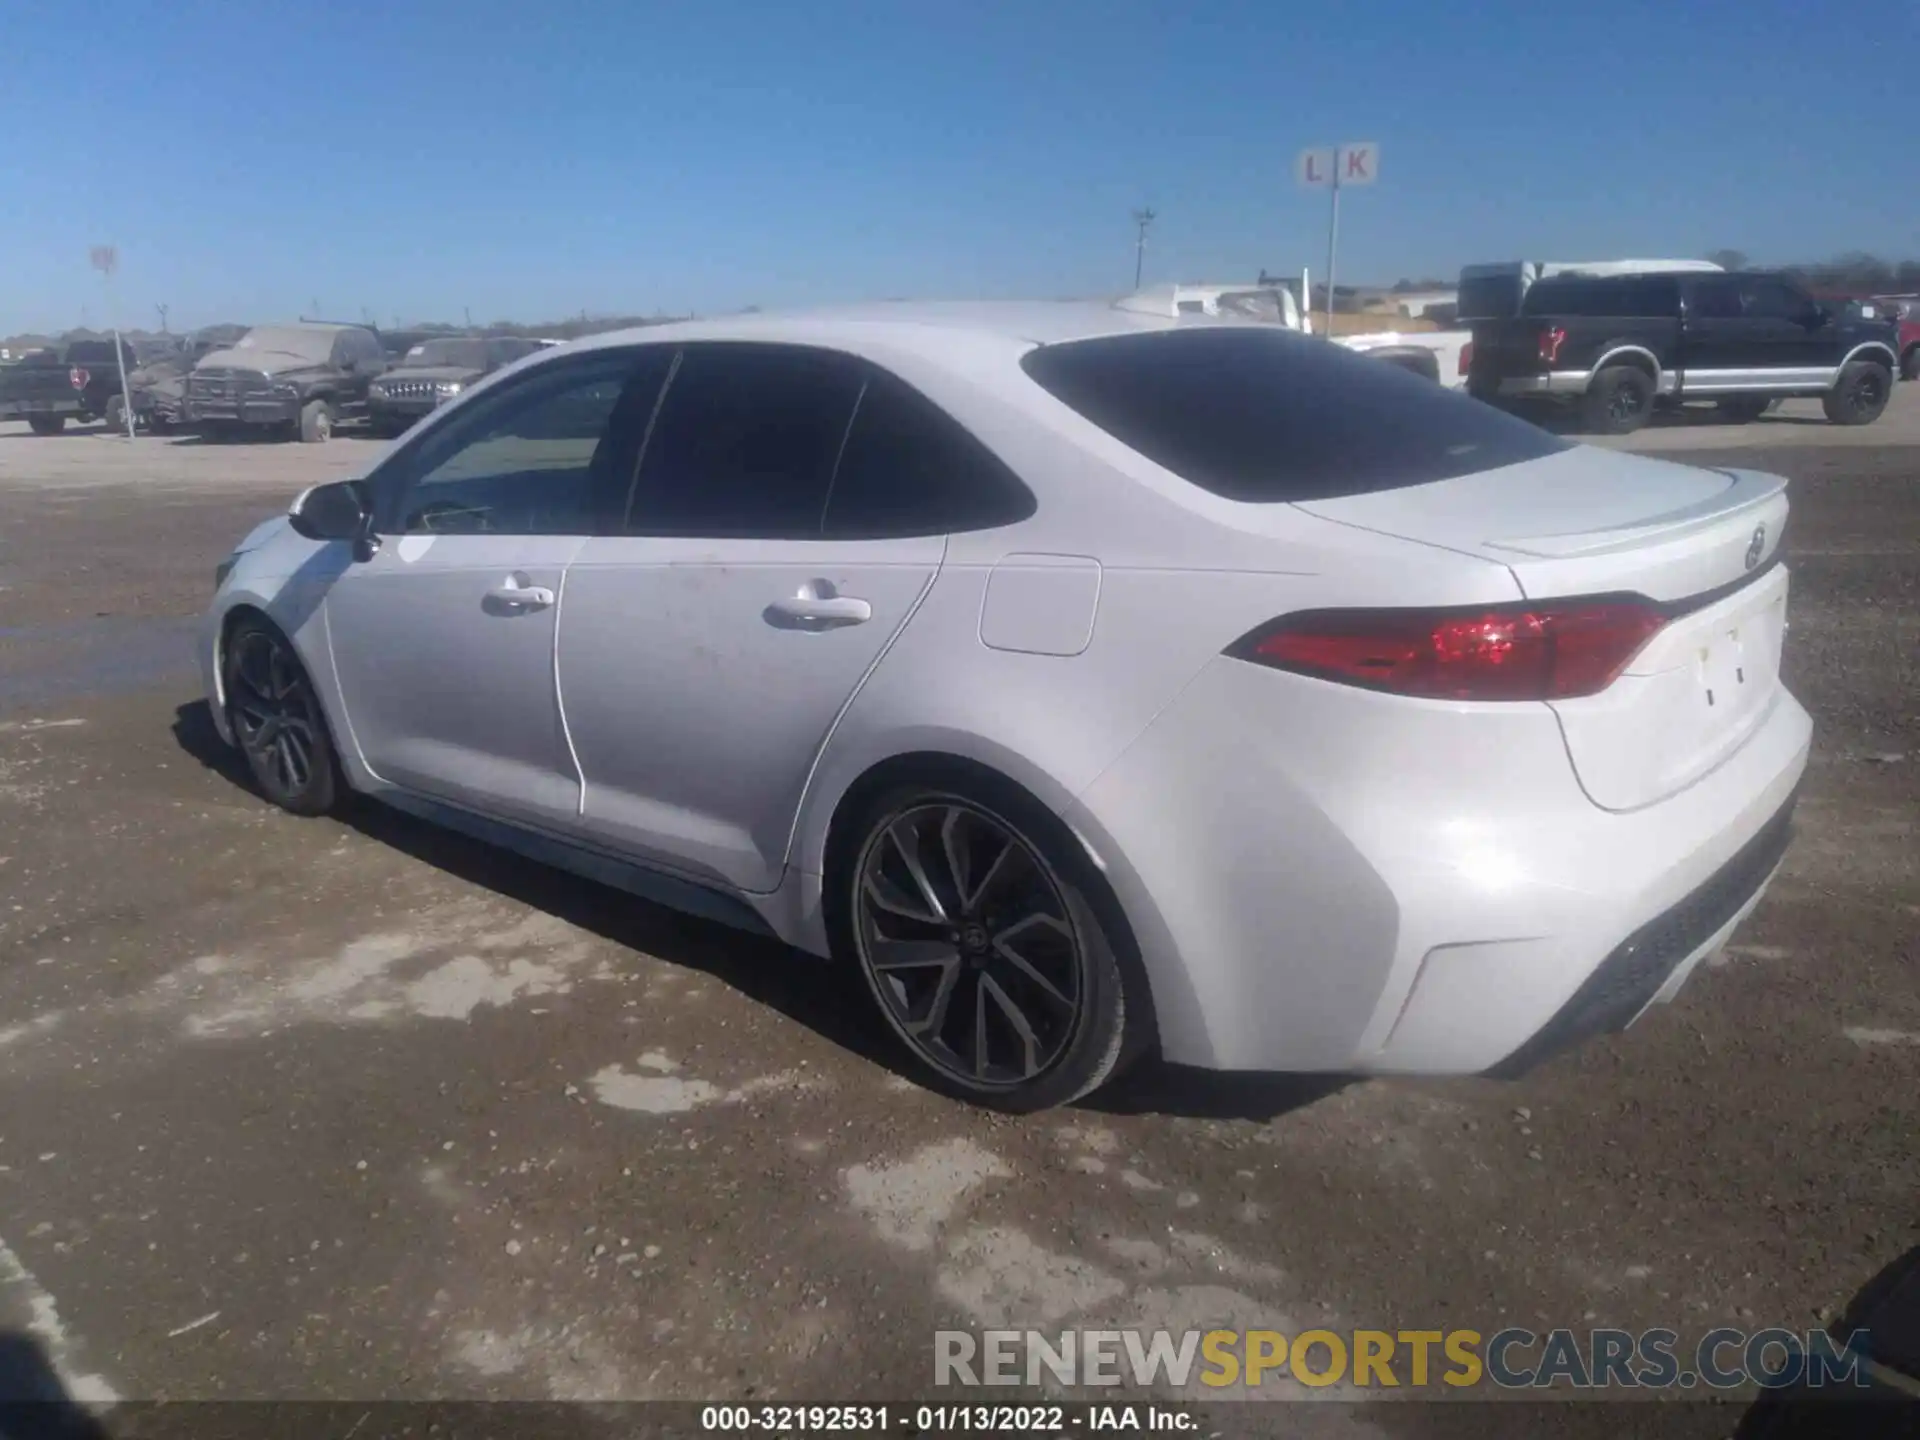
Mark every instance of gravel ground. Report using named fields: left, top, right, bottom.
left=0, top=401, right=1914, bottom=1436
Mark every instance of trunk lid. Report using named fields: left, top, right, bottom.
left=1294, top=447, right=1793, bottom=811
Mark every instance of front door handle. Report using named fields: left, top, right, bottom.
left=484, top=575, right=556, bottom=611
left=766, top=589, right=872, bottom=628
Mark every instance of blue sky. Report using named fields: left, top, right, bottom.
left=4, top=0, right=1911, bottom=333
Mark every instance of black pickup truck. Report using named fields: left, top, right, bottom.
left=0, top=339, right=136, bottom=434
left=183, top=322, right=388, bottom=442
left=1466, top=270, right=1901, bottom=434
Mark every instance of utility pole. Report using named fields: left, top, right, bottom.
left=463, top=306, right=473, bottom=329
left=1131, top=208, right=1157, bottom=290
left=88, top=246, right=136, bottom=440
left=155, top=303, right=169, bottom=335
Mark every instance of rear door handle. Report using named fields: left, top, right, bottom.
left=767, top=593, right=871, bottom=627
left=484, top=576, right=556, bottom=611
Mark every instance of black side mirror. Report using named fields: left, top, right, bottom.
left=289, top=479, right=377, bottom=559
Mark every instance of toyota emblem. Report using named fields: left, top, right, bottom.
left=1745, top=524, right=1766, bottom=570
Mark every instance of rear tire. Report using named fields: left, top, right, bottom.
left=1902, top=347, right=1920, bottom=382
left=27, top=415, right=65, bottom=436
left=831, top=774, right=1141, bottom=1112
left=1580, top=366, right=1655, bottom=434
left=221, top=616, right=342, bottom=817
left=104, top=395, right=128, bottom=432
left=298, top=398, right=334, bottom=443
left=1823, top=361, right=1893, bottom=426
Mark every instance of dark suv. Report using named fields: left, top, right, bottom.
left=183, top=323, right=387, bottom=442
left=1467, top=270, right=1901, bottom=433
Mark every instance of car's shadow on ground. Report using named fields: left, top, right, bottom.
left=170, top=699, right=1341, bottom=1123
left=1731, top=1243, right=1920, bottom=1437
left=0, top=1332, right=111, bottom=1439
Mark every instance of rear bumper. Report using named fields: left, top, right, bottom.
left=1482, top=783, right=1798, bottom=1077
left=1064, top=656, right=1813, bottom=1075
left=0, top=397, right=84, bottom=417
left=1496, top=371, right=1591, bottom=396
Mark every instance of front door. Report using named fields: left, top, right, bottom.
left=1737, top=276, right=1843, bottom=384
left=323, top=347, right=659, bottom=830
left=558, top=345, right=990, bottom=894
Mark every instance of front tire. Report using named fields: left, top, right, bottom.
left=221, top=617, right=342, bottom=816
left=1823, top=361, right=1893, bottom=426
left=298, top=398, right=334, bottom=443
left=1580, top=365, right=1655, bottom=434
left=27, top=415, right=65, bottom=436
left=836, top=780, right=1136, bottom=1111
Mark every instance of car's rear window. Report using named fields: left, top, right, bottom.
left=1018, top=328, right=1569, bottom=503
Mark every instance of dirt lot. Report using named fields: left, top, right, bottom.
left=0, top=398, right=1915, bottom=1435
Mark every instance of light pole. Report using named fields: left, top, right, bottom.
left=1132, top=208, right=1156, bottom=290
left=89, top=245, right=136, bottom=440
left=155, top=303, right=169, bottom=335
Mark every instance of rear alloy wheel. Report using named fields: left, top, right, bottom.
left=298, top=398, right=334, bottom=443
left=27, top=415, right=65, bottom=436
left=845, top=788, right=1133, bottom=1111
left=1580, top=365, right=1655, bottom=434
left=1823, top=361, right=1893, bottom=426
left=222, top=618, right=341, bottom=816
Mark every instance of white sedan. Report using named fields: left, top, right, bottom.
left=202, top=302, right=1810, bottom=1110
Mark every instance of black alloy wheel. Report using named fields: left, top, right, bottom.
left=223, top=619, right=340, bottom=815
left=846, top=789, right=1133, bottom=1110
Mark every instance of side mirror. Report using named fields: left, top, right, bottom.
left=289, top=479, right=376, bottom=558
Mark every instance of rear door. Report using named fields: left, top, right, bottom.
left=559, top=345, right=979, bottom=894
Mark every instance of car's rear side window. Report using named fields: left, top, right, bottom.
left=1019, top=328, right=1568, bottom=503
left=821, top=369, right=1035, bottom=538
left=1522, top=276, right=1677, bottom=317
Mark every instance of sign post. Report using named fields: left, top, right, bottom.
left=89, top=245, right=136, bottom=440
left=1296, top=143, right=1378, bottom=338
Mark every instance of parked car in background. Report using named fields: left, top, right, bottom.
left=202, top=303, right=1808, bottom=1110
left=1467, top=269, right=1900, bottom=433
left=0, top=338, right=137, bottom=433
left=184, top=323, right=387, bottom=442
left=116, top=331, right=225, bottom=433
left=1456, top=258, right=1725, bottom=323
left=1117, top=283, right=1472, bottom=387
left=368, top=335, right=546, bottom=435
left=1875, top=296, right=1920, bottom=379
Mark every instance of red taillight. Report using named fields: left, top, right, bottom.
left=1229, top=601, right=1668, bottom=701
left=1457, top=341, right=1473, bottom=376
left=1536, top=326, right=1567, bottom=364
left=69, top=366, right=89, bottom=390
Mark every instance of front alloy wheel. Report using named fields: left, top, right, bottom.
left=224, top=620, right=339, bottom=815
left=849, top=792, right=1132, bottom=1109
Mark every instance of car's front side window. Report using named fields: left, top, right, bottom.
left=374, top=350, right=666, bottom=537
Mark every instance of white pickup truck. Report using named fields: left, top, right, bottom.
left=1116, top=282, right=1473, bottom=388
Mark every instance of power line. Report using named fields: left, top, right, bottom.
left=1131, top=208, right=1157, bottom=290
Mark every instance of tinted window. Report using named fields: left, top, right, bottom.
left=1688, top=278, right=1743, bottom=320
left=1458, top=272, right=1526, bottom=321
left=1020, top=328, right=1569, bottom=504
left=1522, top=276, right=1676, bottom=317
left=382, top=352, right=658, bottom=536
left=1742, top=280, right=1806, bottom=321
left=625, top=344, right=864, bottom=538
left=821, top=369, right=1036, bottom=539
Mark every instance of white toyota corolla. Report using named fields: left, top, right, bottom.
left=202, top=303, right=1810, bottom=1110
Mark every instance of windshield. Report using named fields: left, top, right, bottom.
left=1211, top=290, right=1290, bottom=323
left=400, top=339, right=489, bottom=369
left=230, top=327, right=336, bottom=363
left=1020, top=327, right=1568, bottom=503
